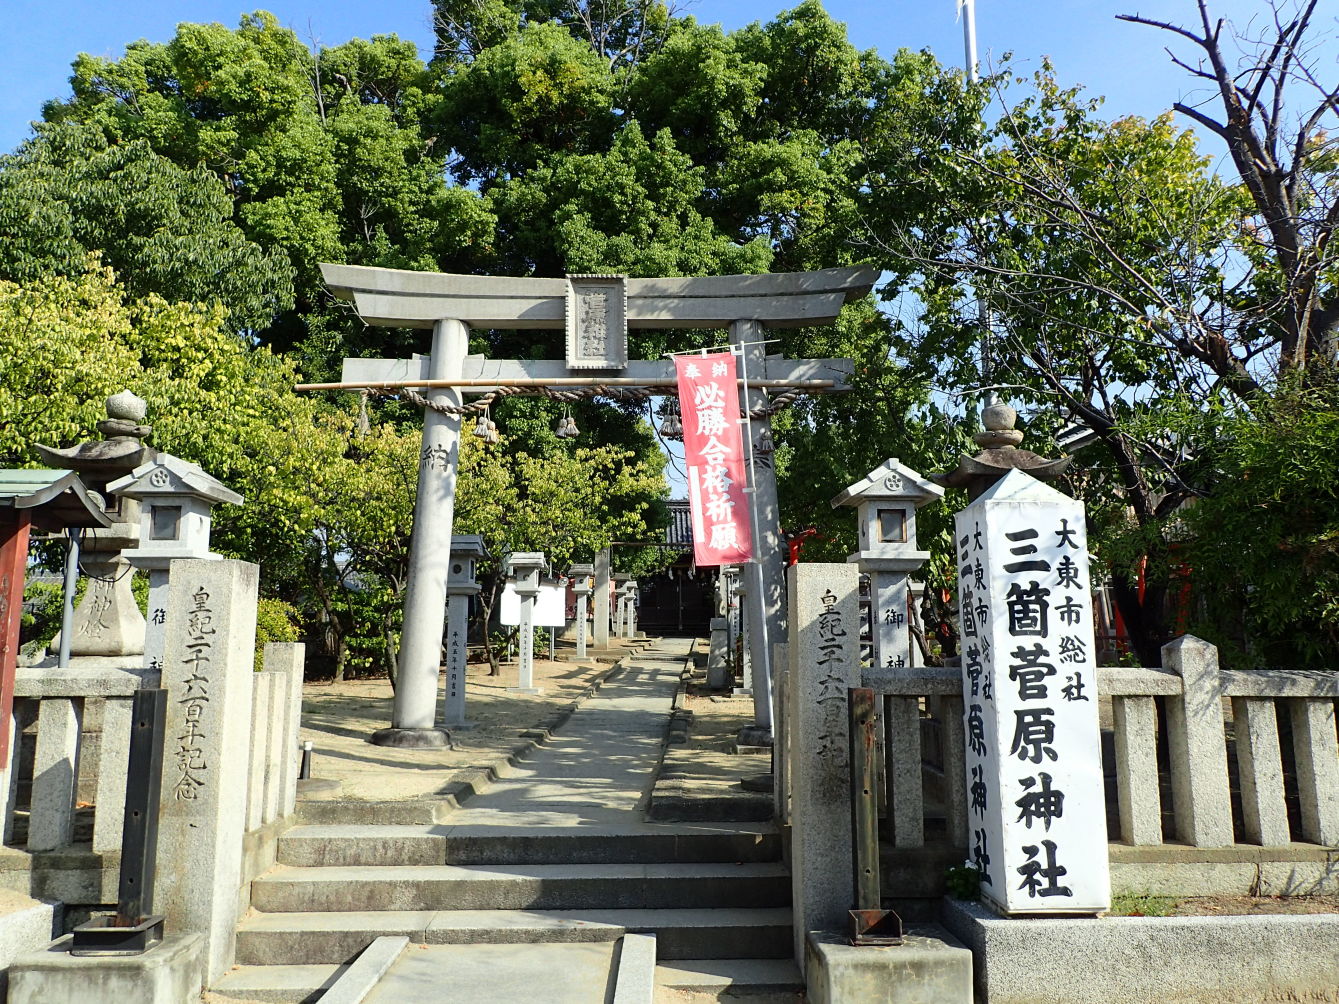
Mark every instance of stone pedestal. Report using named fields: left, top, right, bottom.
left=9, top=933, right=203, bottom=1004
left=60, top=550, right=145, bottom=658
left=787, top=562, right=860, bottom=971
left=156, top=559, right=258, bottom=981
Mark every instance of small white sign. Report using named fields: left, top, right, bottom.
left=499, top=581, right=568, bottom=628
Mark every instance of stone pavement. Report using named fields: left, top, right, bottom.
left=441, top=640, right=687, bottom=827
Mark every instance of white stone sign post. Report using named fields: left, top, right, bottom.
left=156, top=558, right=258, bottom=981
left=506, top=552, right=546, bottom=694
left=443, top=534, right=487, bottom=728
left=569, top=564, right=594, bottom=658
left=955, top=469, right=1110, bottom=914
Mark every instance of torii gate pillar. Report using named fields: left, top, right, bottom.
left=373, top=319, right=467, bottom=747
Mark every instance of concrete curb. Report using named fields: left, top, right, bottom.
left=612, top=933, right=657, bottom=1004
left=318, top=935, right=407, bottom=1004
left=943, top=896, right=1339, bottom=1004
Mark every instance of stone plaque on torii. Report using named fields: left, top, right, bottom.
left=311, top=264, right=875, bottom=747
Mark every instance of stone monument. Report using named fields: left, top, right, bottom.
left=953, top=469, right=1110, bottom=914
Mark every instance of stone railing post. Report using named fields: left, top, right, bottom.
left=156, top=558, right=258, bottom=982
left=1231, top=695, right=1290, bottom=846
left=27, top=697, right=83, bottom=851
left=1163, top=635, right=1234, bottom=847
left=1112, top=695, right=1163, bottom=845
left=91, top=696, right=135, bottom=853
left=786, top=562, right=859, bottom=971
left=263, top=643, right=305, bottom=819
left=1289, top=697, right=1339, bottom=845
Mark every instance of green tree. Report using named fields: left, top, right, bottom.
left=0, top=122, right=294, bottom=334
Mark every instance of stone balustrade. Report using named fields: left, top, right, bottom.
left=861, top=635, right=1339, bottom=854
left=0, top=643, right=304, bottom=912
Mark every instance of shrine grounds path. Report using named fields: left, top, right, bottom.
left=296, top=638, right=655, bottom=805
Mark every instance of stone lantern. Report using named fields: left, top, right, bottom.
left=504, top=552, right=547, bottom=693
left=619, top=579, right=639, bottom=640
left=36, top=390, right=155, bottom=659
left=108, top=454, right=243, bottom=684
left=442, top=535, right=488, bottom=727
left=568, top=563, right=594, bottom=659
left=831, top=458, right=942, bottom=671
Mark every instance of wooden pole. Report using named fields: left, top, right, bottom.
left=295, top=377, right=836, bottom=393
left=0, top=511, right=32, bottom=764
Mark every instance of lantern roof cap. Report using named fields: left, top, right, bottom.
left=450, top=534, right=489, bottom=559
left=830, top=458, right=943, bottom=509
left=107, top=454, right=242, bottom=506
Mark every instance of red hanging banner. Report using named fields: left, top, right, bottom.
left=676, top=352, right=754, bottom=566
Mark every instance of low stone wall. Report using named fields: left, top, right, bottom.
left=943, top=898, right=1339, bottom=1004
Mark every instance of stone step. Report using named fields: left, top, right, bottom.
left=235, top=907, right=794, bottom=965
left=208, top=962, right=343, bottom=1003
left=277, top=823, right=782, bottom=867
left=251, top=862, right=791, bottom=913
left=654, top=958, right=804, bottom=1001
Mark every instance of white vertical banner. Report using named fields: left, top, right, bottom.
left=955, top=469, right=1110, bottom=914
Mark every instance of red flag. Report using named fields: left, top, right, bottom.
left=676, top=353, right=753, bottom=566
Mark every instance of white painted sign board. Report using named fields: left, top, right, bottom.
left=499, top=581, right=567, bottom=628
left=955, top=469, right=1111, bottom=914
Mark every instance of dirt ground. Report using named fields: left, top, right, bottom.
left=1113, top=893, right=1339, bottom=917
left=299, top=649, right=622, bottom=802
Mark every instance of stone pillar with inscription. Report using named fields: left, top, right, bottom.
left=442, top=535, right=487, bottom=728
left=379, top=319, right=469, bottom=747
left=594, top=549, right=611, bottom=649
left=954, top=469, right=1110, bottom=915
left=569, top=564, right=593, bottom=658
left=156, top=558, right=258, bottom=982
left=786, top=562, right=860, bottom=970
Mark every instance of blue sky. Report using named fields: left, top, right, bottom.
left=1, top=0, right=1279, bottom=161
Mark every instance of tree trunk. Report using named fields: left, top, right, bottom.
left=1109, top=569, right=1169, bottom=668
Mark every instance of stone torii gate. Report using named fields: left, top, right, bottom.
left=315, top=264, right=875, bottom=747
